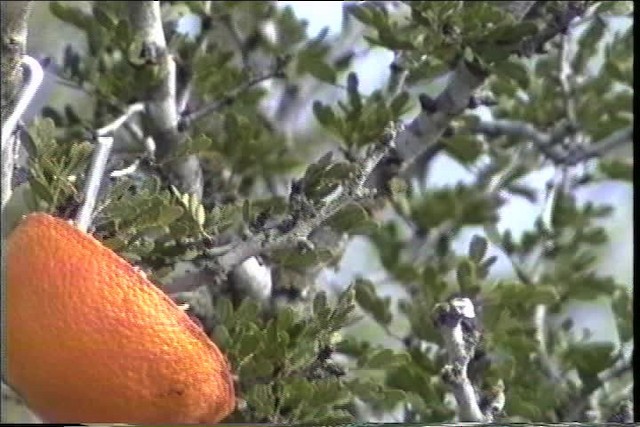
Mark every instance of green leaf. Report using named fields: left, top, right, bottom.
left=311, top=409, right=353, bottom=424
left=28, top=178, right=54, bottom=206
left=236, top=331, right=262, bottom=359
left=478, top=255, right=498, bottom=279
left=573, top=15, right=607, bottom=74
left=491, top=282, right=560, bottom=306
left=611, top=288, right=632, bottom=342
left=324, top=203, right=370, bottom=233
left=596, top=1, right=634, bottom=14
left=273, top=248, right=335, bottom=270
left=598, top=158, right=633, bottom=182
left=353, top=278, right=392, bottom=326
left=313, top=101, right=337, bottom=129
left=362, top=348, right=410, bottom=370
left=245, top=384, right=276, bottom=417
left=389, top=91, right=411, bottom=117
left=306, top=59, right=337, bottom=84
left=346, top=72, right=362, bottom=113
left=385, top=364, right=437, bottom=401
left=93, top=5, right=117, bottom=30
left=468, top=234, right=488, bottom=262
left=213, top=324, right=232, bottom=348
left=456, top=259, right=476, bottom=292
left=484, top=21, right=538, bottom=45
left=155, top=205, right=184, bottom=226
left=443, top=135, right=483, bottom=164
left=348, top=4, right=374, bottom=26
left=493, top=58, right=530, bottom=89
left=313, top=291, right=329, bottom=317
left=563, top=342, right=616, bottom=380
left=50, top=1, right=90, bottom=29
left=568, top=274, right=618, bottom=300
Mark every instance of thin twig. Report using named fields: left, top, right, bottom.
left=565, top=126, right=633, bottom=164
left=180, top=71, right=282, bottom=126
left=215, top=125, right=398, bottom=272
left=475, top=119, right=568, bottom=161
left=473, top=120, right=632, bottom=166
left=484, top=159, right=567, bottom=385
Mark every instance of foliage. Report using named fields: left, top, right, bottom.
left=8, top=0, right=633, bottom=423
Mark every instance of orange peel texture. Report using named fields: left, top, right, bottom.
left=6, top=213, right=235, bottom=424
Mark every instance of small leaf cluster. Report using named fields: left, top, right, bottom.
left=24, top=118, right=92, bottom=214
left=313, top=73, right=411, bottom=149
left=213, top=289, right=358, bottom=423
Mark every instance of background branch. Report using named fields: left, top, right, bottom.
left=368, top=1, right=586, bottom=189
left=474, top=119, right=632, bottom=165
left=1, top=1, right=33, bottom=212
left=434, top=298, right=485, bottom=422
left=127, top=1, right=203, bottom=198
left=217, top=127, right=395, bottom=272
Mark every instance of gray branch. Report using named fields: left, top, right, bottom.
left=0, top=3, right=38, bottom=421
left=1, top=0, right=33, bottom=212
left=474, top=119, right=632, bottom=165
left=127, top=1, right=203, bottom=198
left=395, top=60, right=487, bottom=177
left=433, top=298, right=487, bottom=422
left=180, top=70, right=283, bottom=126
left=365, top=1, right=587, bottom=190
left=217, top=125, right=396, bottom=273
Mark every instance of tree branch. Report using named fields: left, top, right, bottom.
left=179, top=69, right=283, bottom=127
left=474, top=119, right=632, bottom=166
left=365, top=1, right=589, bottom=192
left=216, top=124, right=397, bottom=273
left=1, top=1, right=33, bottom=212
left=433, top=298, right=487, bottom=422
left=1, top=5, right=36, bottom=420
left=127, top=1, right=203, bottom=198
left=1, top=1, right=32, bottom=117
left=566, top=126, right=633, bottom=164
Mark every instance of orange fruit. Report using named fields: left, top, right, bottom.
left=6, top=213, right=235, bottom=423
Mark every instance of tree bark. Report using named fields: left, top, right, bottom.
left=127, top=1, right=203, bottom=198
left=1, top=1, right=32, bottom=211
